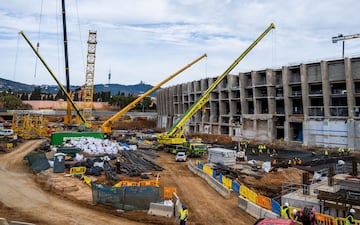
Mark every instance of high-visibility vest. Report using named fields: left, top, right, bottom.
left=346, top=214, right=354, bottom=225
left=180, top=209, right=188, bottom=221
left=281, top=206, right=289, bottom=219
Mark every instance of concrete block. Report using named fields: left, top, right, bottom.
left=9, top=222, right=35, bottom=225
left=0, top=218, right=9, bottom=225
left=260, top=208, right=278, bottom=219
left=246, top=200, right=262, bottom=219
left=147, top=203, right=174, bottom=218
left=238, top=196, right=248, bottom=211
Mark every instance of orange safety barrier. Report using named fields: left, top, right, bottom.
left=70, top=166, right=86, bottom=177
left=240, top=185, right=258, bottom=204
left=315, top=212, right=335, bottom=225
left=139, top=180, right=159, bottom=187
left=163, top=187, right=177, bottom=200
left=257, top=194, right=272, bottom=210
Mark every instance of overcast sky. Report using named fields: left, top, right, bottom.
left=1, top=0, right=360, bottom=88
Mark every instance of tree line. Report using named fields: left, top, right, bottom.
left=0, top=87, right=156, bottom=111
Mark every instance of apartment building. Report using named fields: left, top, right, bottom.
left=157, top=57, right=360, bottom=150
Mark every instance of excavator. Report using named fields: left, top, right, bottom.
left=156, top=23, right=276, bottom=156
left=101, top=53, right=207, bottom=134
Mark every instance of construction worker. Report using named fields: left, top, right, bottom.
left=179, top=203, right=188, bottom=225
left=346, top=208, right=356, bottom=225
left=324, top=149, right=329, bottom=157
left=345, top=147, right=351, bottom=156
left=293, top=208, right=303, bottom=222
left=297, top=158, right=302, bottom=165
left=281, top=202, right=290, bottom=219
left=288, top=159, right=292, bottom=167
left=338, top=147, right=344, bottom=156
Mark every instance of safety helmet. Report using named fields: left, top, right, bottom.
left=350, top=208, right=355, bottom=214
left=182, top=203, right=186, bottom=208
left=284, top=202, right=289, bottom=207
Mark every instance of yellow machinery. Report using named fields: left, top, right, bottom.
left=12, top=112, right=48, bottom=139
left=157, top=23, right=276, bottom=145
left=101, top=53, right=207, bottom=134
left=19, top=31, right=90, bottom=128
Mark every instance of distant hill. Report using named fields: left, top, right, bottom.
left=0, top=78, right=158, bottom=97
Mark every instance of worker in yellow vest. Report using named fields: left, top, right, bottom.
left=346, top=208, right=355, bottom=225
left=281, top=202, right=290, bottom=219
left=179, top=203, right=188, bottom=225
left=324, top=149, right=329, bottom=157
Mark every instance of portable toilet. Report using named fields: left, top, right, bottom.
left=53, top=153, right=66, bottom=173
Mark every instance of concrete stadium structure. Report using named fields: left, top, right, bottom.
left=157, top=56, right=360, bottom=150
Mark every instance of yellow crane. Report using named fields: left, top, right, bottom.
left=157, top=23, right=276, bottom=146
left=101, top=53, right=207, bottom=134
left=19, top=31, right=90, bottom=128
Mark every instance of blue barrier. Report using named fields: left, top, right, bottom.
left=197, top=162, right=203, bottom=170
left=212, top=170, right=216, bottom=179
left=219, top=173, right=223, bottom=183
left=271, top=199, right=280, bottom=215
left=232, top=181, right=240, bottom=193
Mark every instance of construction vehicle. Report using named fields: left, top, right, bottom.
left=19, top=31, right=90, bottom=128
left=101, top=53, right=207, bottom=134
left=156, top=23, right=276, bottom=154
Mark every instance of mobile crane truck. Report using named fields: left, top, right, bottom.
left=156, top=23, right=275, bottom=157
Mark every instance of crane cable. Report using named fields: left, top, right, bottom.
left=75, top=0, right=86, bottom=74
left=34, top=0, right=44, bottom=78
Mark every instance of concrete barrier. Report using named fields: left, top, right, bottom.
left=0, top=218, right=9, bottom=225
left=147, top=202, right=174, bottom=218
left=260, top=208, right=278, bottom=219
left=247, top=199, right=262, bottom=219
left=238, top=196, right=248, bottom=210
left=188, top=161, right=231, bottom=199
left=9, top=222, right=35, bottom=225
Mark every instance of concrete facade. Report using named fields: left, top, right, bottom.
left=157, top=56, right=360, bottom=150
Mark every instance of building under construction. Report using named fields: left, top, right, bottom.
left=157, top=56, right=360, bottom=150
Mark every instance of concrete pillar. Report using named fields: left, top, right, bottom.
left=321, top=61, right=330, bottom=118
left=282, top=66, right=291, bottom=144
left=345, top=57, right=355, bottom=118
left=300, top=64, right=309, bottom=147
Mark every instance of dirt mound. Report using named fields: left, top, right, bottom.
left=240, top=167, right=308, bottom=197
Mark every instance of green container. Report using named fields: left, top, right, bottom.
left=56, top=147, right=81, bottom=158
left=50, top=132, right=104, bottom=146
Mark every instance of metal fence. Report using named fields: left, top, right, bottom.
left=91, top=183, right=163, bottom=210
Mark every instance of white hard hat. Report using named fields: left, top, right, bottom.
left=293, top=209, right=297, bottom=214
left=350, top=208, right=355, bottom=213
left=284, top=202, right=289, bottom=207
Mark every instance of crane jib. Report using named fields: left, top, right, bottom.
left=165, top=23, right=275, bottom=137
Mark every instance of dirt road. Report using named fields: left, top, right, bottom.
left=0, top=140, right=256, bottom=225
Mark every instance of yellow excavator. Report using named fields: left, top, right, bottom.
left=101, top=53, right=207, bottom=134
left=157, top=23, right=275, bottom=153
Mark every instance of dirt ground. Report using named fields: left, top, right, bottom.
left=0, top=140, right=257, bottom=225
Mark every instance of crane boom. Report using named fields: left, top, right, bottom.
left=101, top=53, right=207, bottom=134
left=332, top=33, right=360, bottom=43
left=19, top=31, right=90, bottom=127
left=157, top=23, right=275, bottom=145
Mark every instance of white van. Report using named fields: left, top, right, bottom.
left=0, top=129, right=14, bottom=136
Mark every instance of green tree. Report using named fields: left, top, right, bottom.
left=30, top=87, right=42, bottom=100
left=0, top=94, right=32, bottom=109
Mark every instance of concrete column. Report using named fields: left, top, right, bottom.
left=282, top=66, right=290, bottom=144
left=345, top=57, right=355, bottom=118
left=321, top=61, right=330, bottom=118
left=267, top=69, right=276, bottom=141
left=300, top=64, right=309, bottom=147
